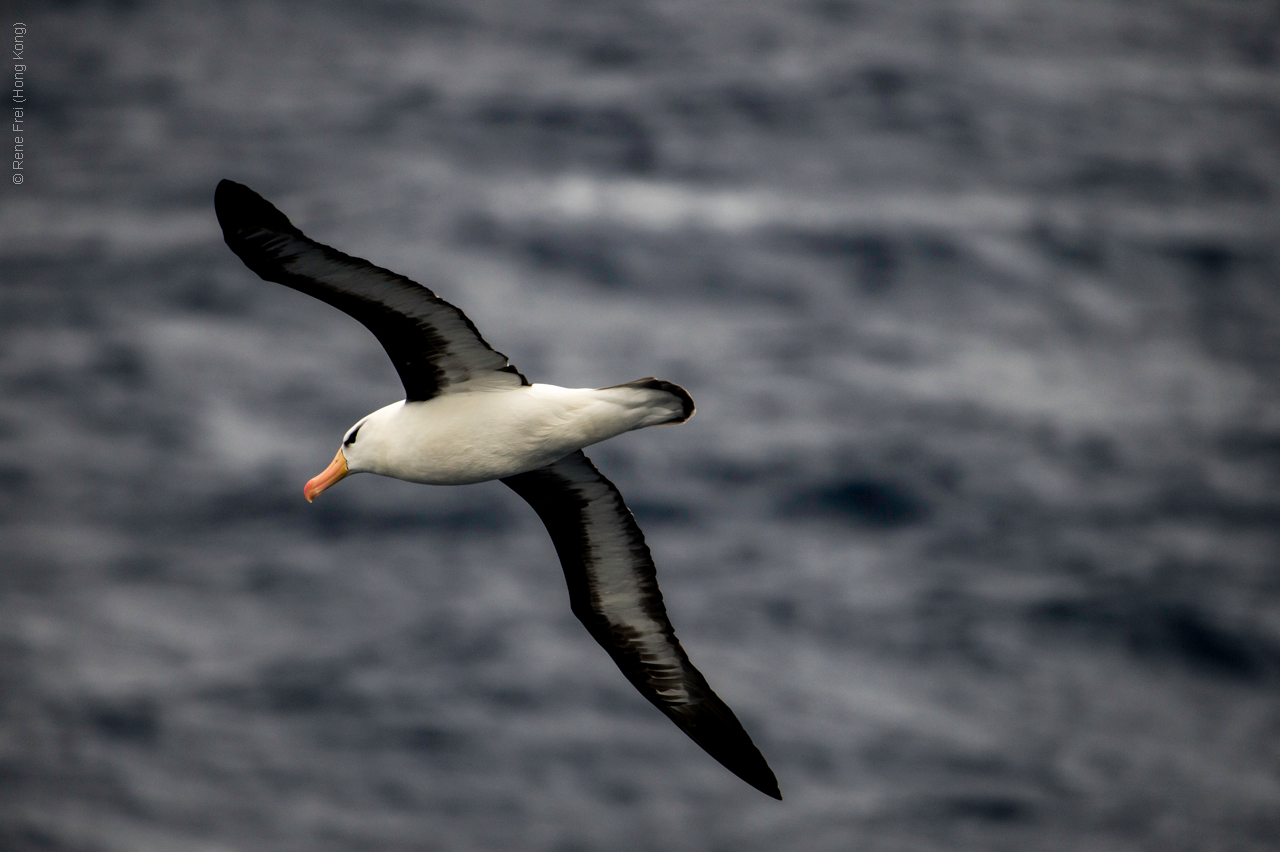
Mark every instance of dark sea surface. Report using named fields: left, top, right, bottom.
left=3, top=1, right=1280, bottom=849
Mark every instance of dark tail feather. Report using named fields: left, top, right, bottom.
left=602, top=377, right=695, bottom=424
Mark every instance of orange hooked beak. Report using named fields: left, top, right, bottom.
left=304, top=450, right=349, bottom=502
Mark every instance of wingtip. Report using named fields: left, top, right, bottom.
left=713, top=744, right=780, bottom=798
left=668, top=693, right=782, bottom=800
left=213, top=178, right=250, bottom=214
left=738, top=757, right=782, bottom=800
left=214, top=179, right=297, bottom=240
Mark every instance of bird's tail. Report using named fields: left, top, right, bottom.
left=597, top=377, right=695, bottom=427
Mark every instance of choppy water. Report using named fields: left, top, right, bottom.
left=3, top=2, right=1280, bottom=850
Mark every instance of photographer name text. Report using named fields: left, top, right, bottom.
left=12, top=22, right=25, bottom=184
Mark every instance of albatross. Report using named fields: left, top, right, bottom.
left=214, top=179, right=780, bottom=799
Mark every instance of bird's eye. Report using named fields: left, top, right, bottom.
left=344, top=423, right=363, bottom=447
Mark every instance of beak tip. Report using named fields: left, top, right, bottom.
left=304, top=450, right=348, bottom=503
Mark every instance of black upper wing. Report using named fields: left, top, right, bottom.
left=502, top=451, right=781, bottom=799
left=214, top=180, right=527, bottom=402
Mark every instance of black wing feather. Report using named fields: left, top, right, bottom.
left=214, top=179, right=527, bottom=402
left=502, top=451, right=781, bottom=799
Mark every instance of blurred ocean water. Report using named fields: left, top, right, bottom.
left=2, top=1, right=1279, bottom=849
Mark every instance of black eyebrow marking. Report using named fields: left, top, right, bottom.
left=343, top=422, right=363, bottom=446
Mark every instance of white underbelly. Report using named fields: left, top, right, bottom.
left=366, top=384, right=653, bottom=485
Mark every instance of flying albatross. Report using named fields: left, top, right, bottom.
left=213, top=180, right=780, bottom=799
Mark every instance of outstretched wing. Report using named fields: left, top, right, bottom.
left=502, top=451, right=781, bottom=799
left=214, top=179, right=527, bottom=402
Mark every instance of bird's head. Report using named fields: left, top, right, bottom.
left=303, top=416, right=372, bottom=502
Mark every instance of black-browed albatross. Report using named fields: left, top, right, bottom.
left=214, top=180, right=780, bottom=799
